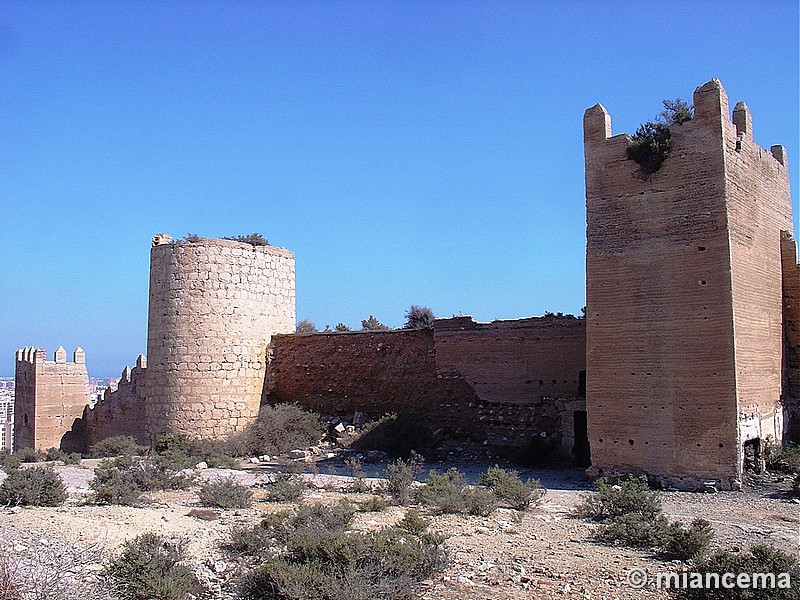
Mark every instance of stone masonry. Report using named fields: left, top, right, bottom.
left=145, top=234, right=295, bottom=441
left=585, top=79, right=793, bottom=489
left=13, top=79, right=797, bottom=488
left=14, top=346, right=89, bottom=452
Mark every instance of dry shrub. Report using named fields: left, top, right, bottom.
left=226, top=404, right=324, bottom=457
left=0, top=465, right=66, bottom=506
left=197, top=476, right=253, bottom=509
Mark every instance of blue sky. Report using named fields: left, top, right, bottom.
left=1, top=1, right=798, bottom=376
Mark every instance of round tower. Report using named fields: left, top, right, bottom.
left=145, top=234, right=295, bottom=441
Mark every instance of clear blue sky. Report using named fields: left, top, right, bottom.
left=1, top=1, right=798, bottom=376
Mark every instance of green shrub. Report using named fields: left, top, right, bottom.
left=90, top=455, right=190, bottom=505
left=226, top=404, right=323, bottom=458
left=478, top=465, right=546, bottom=510
left=197, top=476, right=253, bottom=509
left=153, top=434, right=238, bottom=469
left=89, top=435, right=146, bottom=458
left=223, top=233, right=269, bottom=246
left=404, top=305, right=435, bottom=329
left=0, top=466, right=66, bottom=506
left=105, top=533, right=204, bottom=600
left=261, top=473, right=306, bottom=502
left=62, top=452, right=82, bottom=465
left=353, top=414, right=432, bottom=459
left=676, top=544, right=799, bottom=600
left=626, top=99, right=693, bottom=179
left=14, top=447, right=46, bottom=463
left=0, top=450, right=21, bottom=472
left=344, top=456, right=370, bottom=493
left=358, top=496, right=388, bottom=512
left=235, top=504, right=447, bottom=600
left=360, top=315, right=391, bottom=331
left=574, top=475, right=661, bottom=521
left=397, top=508, right=429, bottom=535
left=767, top=442, right=800, bottom=474
left=660, top=517, right=714, bottom=560
left=598, top=512, right=669, bottom=548
left=417, top=468, right=497, bottom=516
left=384, top=452, right=423, bottom=505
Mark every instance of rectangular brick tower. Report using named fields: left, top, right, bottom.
left=584, top=79, right=792, bottom=490
left=14, top=346, right=90, bottom=452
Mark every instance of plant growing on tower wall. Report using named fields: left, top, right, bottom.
left=627, top=98, right=693, bottom=179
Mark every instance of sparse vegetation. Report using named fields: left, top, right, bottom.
left=295, top=319, right=318, bottom=334
left=153, top=434, right=238, bottom=469
left=384, top=452, right=423, bottom=505
left=232, top=502, right=447, bottom=600
left=404, top=305, right=435, bottom=329
left=0, top=449, right=21, bottom=472
left=358, top=495, right=388, bottom=512
left=676, top=544, right=800, bottom=600
left=417, top=468, right=497, bottom=516
left=260, top=473, right=306, bottom=502
left=89, top=435, right=147, bottom=458
left=13, top=447, right=46, bottom=463
left=104, top=533, right=204, bottom=600
left=197, top=476, right=253, bottom=509
left=224, top=233, right=269, bottom=246
left=478, top=465, right=546, bottom=510
left=0, top=465, right=67, bottom=506
left=334, top=322, right=352, bottom=332
left=766, top=440, right=800, bottom=474
left=89, top=455, right=191, bottom=505
left=226, top=403, right=324, bottom=457
left=361, top=315, right=391, bottom=331
left=626, top=98, right=693, bottom=179
left=660, top=517, right=715, bottom=560
left=574, top=475, right=661, bottom=521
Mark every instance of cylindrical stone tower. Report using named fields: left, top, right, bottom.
left=145, top=234, right=295, bottom=441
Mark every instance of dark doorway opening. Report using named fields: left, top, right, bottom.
left=743, top=438, right=764, bottom=474
left=573, top=410, right=591, bottom=467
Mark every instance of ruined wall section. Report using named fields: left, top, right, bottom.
left=266, top=328, right=484, bottom=437
left=585, top=80, right=740, bottom=488
left=724, top=101, right=793, bottom=447
left=267, top=317, right=587, bottom=455
left=13, top=347, right=89, bottom=452
left=83, top=355, right=148, bottom=447
left=146, top=235, right=295, bottom=441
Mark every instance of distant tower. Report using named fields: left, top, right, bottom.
left=145, top=235, right=295, bottom=441
left=584, top=79, right=793, bottom=489
left=13, top=346, right=90, bottom=452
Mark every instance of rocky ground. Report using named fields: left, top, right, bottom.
left=0, top=456, right=797, bottom=599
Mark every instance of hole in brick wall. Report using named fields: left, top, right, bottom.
left=698, top=246, right=706, bottom=251
left=539, top=380, right=544, bottom=385
left=628, top=439, right=634, bottom=445
left=719, top=443, right=724, bottom=448
left=598, top=438, right=604, bottom=443
left=644, top=441, right=649, bottom=445
left=700, top=280, right=707, bottom=285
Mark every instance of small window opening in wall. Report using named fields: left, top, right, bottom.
left=700, top=280, right=707, bottom=285
left=628, top=439, right=634, bottom=445
left=718, top=443, right=724, bottom=448
left=698, top=246, right=706, bottom=251
left=539, top=380, right=544, bottom=386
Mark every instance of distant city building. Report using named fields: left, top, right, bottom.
left=0, top=377, right=15, bottom=451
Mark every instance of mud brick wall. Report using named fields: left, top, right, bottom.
left=267, top=317, right=587, bottom=455
left=82, top=356, right=148, bottom=448
left=13, top=347, right=89, bottom=452
left=266, top=328, right=485, bottom=438
left=146, top=235, right=295, bottom=441
left=781, top=233, right=800, bottom=442
left=585, top=79, right=791, bottom=489
left=725, top=100, right=793, bottom=445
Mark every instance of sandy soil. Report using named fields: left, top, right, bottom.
left=0, top=458, right=797, bottom=599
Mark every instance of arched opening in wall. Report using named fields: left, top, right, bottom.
left=573, top=410, right=591, bottom=467
left=743, top=438, right=764, bottom=474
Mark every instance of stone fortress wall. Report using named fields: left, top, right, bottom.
left=585, top=79, right=793, bottom=489
left=267, top=316, right=587, bottom=459
left=13, top=346, right=88, bottom=452
left=145, top=234, right=295, bottom=441
left=13, top=78, right=798, bottom=489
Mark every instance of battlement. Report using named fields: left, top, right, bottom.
left=151, top=233, right=295, bottom=259
left=15, top=346, right=85, bottom=366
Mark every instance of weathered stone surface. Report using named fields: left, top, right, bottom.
left=585, top=79, right=792, bottom=489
